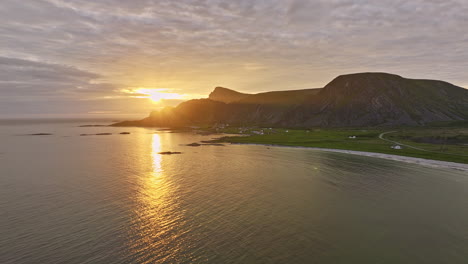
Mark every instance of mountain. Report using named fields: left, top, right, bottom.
left=113, top=72, right=468, bottom=128
left=208, top=87, right=250, bottom=103
left=235, top=88, right=321, bottom=105
left=288, top=72, right=468, bottom=126
left=208, top=86, right=321, bottom=105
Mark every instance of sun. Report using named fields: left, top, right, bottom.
left=136, top=88, right=183, bottom=103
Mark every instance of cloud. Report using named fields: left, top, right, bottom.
left=0, top=57, right=108, bottom=99
left=1, top=0, right=468, bottom=117
left=0, top=56, right=158, bottom=117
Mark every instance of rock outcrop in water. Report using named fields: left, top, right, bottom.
left=113, top=72, right=468, bottom=128
left=158, top=151, right=182, bottom=155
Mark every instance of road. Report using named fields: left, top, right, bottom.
left=378, top=131, right=430, bottom=152
left=378, top=131, right=468, bottom=157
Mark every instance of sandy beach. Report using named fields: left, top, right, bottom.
left=233, top=143, right=468, bottom=172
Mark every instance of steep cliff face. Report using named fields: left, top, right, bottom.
left=208, top=87, right=250, bottom=103
left=113, top=72, right=468, bottom=128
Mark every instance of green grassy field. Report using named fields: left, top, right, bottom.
left=214, top=127, right=468, bottom=164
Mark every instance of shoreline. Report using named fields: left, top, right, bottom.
left=230, top=142, right=468, bottom=172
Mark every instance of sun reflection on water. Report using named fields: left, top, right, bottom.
left=127, top=133, right=187, bottom=263
left=151, top=133, right=162, bottom=176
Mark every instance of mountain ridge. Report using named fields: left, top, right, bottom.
left=208, top=87, right=250, bottom=103
left=113, top=72, right=468, bottom=128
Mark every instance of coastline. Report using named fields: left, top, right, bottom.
left=230, top=143, right=468, bottom=172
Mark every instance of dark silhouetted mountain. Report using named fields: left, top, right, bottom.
left=208, top=87, right=250, bottom=103
left=113, top=72, right=468, bottom=128
left=207, top=86, right=320, bottom=105
left=235, top=89, right=321, bottom=105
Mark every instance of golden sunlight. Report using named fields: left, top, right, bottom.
left=137, top=88, right=183, bottom=103
left=151, top=133, right=162, bottom=175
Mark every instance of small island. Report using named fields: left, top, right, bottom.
left=158, top=151, right=182, bottom=155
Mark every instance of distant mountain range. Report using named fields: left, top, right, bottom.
left=113, top=72, right=468, bottom=127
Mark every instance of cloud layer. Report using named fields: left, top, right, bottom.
left=1, top=0, right=468, bottom=117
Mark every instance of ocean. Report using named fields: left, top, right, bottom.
left=1, top=120, right=467, bottom=263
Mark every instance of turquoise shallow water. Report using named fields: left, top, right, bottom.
left=1, top=121, right=467, bottom=263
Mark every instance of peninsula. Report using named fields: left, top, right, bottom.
left=113, top=72, right=468, bottom=164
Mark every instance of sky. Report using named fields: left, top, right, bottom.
left=1, top=0, right=468, bottom=118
